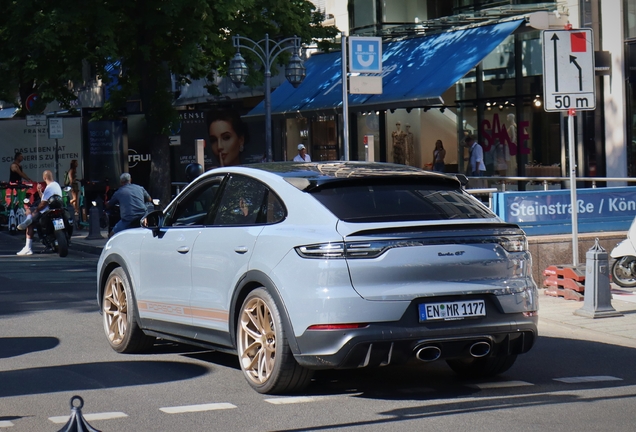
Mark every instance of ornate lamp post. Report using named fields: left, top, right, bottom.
left=228, top=34, right=305, bottom=162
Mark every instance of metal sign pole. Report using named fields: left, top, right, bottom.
left=568, top=108, right=579, bottom=266
left=542, top=27, right=595, bottom=268
left=341, top=32, right=349, bottom=161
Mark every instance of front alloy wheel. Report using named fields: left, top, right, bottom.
left=102, top=267, right=154, bottom=353
left=237, top=288, right=312, bottom=394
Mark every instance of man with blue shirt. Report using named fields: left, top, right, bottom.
left=107, top=173, right=152, bottom=237
left=464, top=135, right=486, bottom=176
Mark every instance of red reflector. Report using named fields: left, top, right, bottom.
left=307, top=323, right=368, bottom=331
left=523, top=311, right=538, bottom=317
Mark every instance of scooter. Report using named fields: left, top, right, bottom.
left=36, top=195, right=73, bottom=258
left=610, top=217, right=636, bottom=287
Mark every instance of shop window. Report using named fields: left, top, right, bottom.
left=311, top=116, right=339, bottom=161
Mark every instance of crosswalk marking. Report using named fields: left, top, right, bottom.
left=554, top=375, right=623, bottom=384
left=49, top=412, right=128, bottom=424
left=160, top=403, right=237, bottom=414
left=0, top=420, right=14, bottom=428
left=470, top=380, right=534, bottom=389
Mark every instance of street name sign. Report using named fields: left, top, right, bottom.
left=349, top=37, right=382, bottom=73
left=542, top=29, right=595, bottom=112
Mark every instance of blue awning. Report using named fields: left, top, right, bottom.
left=247, top=19, right=523, bottom=117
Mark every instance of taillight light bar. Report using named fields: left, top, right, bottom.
left=295, top=234, right=528, bottom=260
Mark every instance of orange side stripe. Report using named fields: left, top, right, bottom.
left=138, top=301, right=229, bottom=322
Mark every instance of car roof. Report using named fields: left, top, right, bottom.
left=241, top=161, right=462, bottom=191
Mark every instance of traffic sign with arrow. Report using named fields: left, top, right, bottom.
left=542, top=28, right=595, bottom=112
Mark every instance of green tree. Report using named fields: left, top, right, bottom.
left=0, top=0, right=103, bottom=115
left=0, top=0, right=337, bottom=203
left=94, top=0, right=338, bottom=204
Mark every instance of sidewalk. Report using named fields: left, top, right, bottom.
left=3, top=228, right=636, bottom=348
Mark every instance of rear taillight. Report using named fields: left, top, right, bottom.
left=498, top=235, right=528, bottom=252
left=296, top=242, right=345, bottom=258
left=295, top=242, right=387, bottom=259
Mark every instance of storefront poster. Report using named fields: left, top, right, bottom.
left=126, top=114, right=152, bottom=190
left=84, top=120, right=124, bottom=189
left=0, top=118, right=83, bottom=184
left=170, top=110, right=265, bottom=183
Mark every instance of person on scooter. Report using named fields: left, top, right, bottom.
left=16, top=170, right=62, bottom=255
left=106, top=173, right=152, bottom=237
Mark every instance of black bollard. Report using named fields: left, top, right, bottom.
left=85, top=204, right=104, bottom=240
left=57, top=395, right=101, bottom=432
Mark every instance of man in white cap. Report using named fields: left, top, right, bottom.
left=293, top=144, right=311, bottom=162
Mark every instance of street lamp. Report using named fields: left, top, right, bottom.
left=229, top=34, right=305, bottom=162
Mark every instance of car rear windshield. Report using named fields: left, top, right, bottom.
left=309, top=182, right=495, bottom=222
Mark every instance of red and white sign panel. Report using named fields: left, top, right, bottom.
left=542, top=29, right=595, bottom=112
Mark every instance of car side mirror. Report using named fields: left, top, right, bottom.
left=454, top=174, right=469, bottom=187
left=141, top=210, right=164, bottom=236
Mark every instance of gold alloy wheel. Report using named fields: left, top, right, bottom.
left=238, top=297, right=277, bottom=384
left=103, top=273, right=128, bottom=346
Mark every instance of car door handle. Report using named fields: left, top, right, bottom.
left=177, top=246, right=190, bottom=254
left=235, top=246, right=248, bottom=254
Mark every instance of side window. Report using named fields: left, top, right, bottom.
left=260, top=191, right=286, bottom=224
left=166, top=177, right=224, bottom=226
left=213, top=175, right=284, bottom=226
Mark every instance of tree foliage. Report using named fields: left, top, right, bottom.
left=0, top=0, right=338, bottom=202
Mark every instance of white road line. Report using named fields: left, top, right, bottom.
left=470, top=380, right=534, bottom=389
left=554, top=375, right=623, bottom=384
left=0, top=420, right=14, bottom=428
left=264, top=396, right=324, bottom=405
left=160, top=403, right=237, bottom=414
left=49, top=412, right=128, bottom=424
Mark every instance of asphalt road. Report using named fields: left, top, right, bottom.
left=2, top=233, right=636, bottom=431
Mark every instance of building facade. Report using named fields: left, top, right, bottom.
left=249, top=0, right=633, bottom=190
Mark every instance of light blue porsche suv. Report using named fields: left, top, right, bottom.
left=97, top=162, right=538, bottom=394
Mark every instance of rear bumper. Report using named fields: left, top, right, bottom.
left=293, top=296, right=537, bottom=369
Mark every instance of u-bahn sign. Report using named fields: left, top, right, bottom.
left=349, top=37, right=382, bottom=73
left=542, top=28, right=595, bottom=112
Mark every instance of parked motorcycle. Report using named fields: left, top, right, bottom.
left=611, top=217, right=636, bottom=287
left=37, top=195, right=73, bottom=258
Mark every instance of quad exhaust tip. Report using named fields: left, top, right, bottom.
left=415, top=345, right=442, bottom=362
left=469, top=341, right=491, bottom=358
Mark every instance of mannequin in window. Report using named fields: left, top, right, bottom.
left=506, top=113, right=517, bottom=172
left=494, top=138, right=509, bottom=176
left=404, top=123, right=414, bottom=166
left=392, top=121, right=406, bottom=164
left=507, top=113, right=517, bottom=153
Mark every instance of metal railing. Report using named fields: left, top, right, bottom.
left=466, top=176, right=636, bottom=191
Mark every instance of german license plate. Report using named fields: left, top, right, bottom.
left=419, top=300, right=486, bottom=322
left=53, top=218, right=65, bottom=231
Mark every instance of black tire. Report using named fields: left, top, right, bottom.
left=55, top=230, right=68, bottom=257
left=236, top=288, right=313, bottom=394
left=611, top=257, right=636, bottom=288
left=102, top=267, right=155, bottom=353
left=447, top=354, right=517, bottom=378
